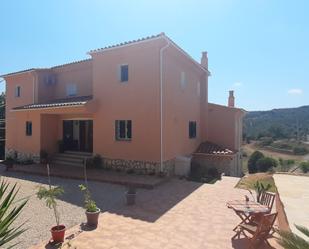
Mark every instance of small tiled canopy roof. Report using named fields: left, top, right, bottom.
left=12, top=95, right=92, bottom=110
left=195, top=141, right=235, bottom=155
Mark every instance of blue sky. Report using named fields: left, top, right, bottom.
left=0, top=0, right=308, bottom=111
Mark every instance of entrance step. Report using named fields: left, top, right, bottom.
left=51, top=151, right=93, bottom=167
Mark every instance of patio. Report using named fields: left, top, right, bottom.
left=29, top=176, right=281, bottom=249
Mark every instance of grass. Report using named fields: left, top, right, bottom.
left=236, top=173, right=277, bottom=193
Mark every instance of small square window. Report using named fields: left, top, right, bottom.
left=15, top=86, right=21, bottom=97
left=180, top=72, right=187, bottom=89
left=120, top=65, right=129, bottom=82
left=26, top=121, right=32, bottom=136
left=189, top=121, right=197, bottom=139
left=115, top=120, right=132, bottom=140
left=66, top=84, right=77, bottom=97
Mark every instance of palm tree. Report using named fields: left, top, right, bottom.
left=278, top=225, right=309, bottom=249
left=0, top=178, right=28, bottom=248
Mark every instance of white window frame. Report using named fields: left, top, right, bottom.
left=180, top=71, right=187, bottom=90
left=66, top=83, right=77, bottom=97
left=15, top=85, right=21, bottom=97
left=115, top=120, right=132, bottom=141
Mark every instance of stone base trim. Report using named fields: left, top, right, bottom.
left=102, top=157, right=175, bottom=176
left=5, top=148, right=40, bottom=164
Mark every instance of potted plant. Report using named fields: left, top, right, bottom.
left=57, top=140, right=65, bottom=153
left=125, top=185, right=136, bottom=205
left=79, top=184, right=100, bottom=227
left=40, top=150, right=49, bottom=164
left=36, top=185, right=65, bottom=243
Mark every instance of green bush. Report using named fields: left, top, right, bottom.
left=248, top=151, right=264, bottom=173
left=300, top=161, right=309, bottom=173
left=256, top=157, right=278, bottom=172
left=293, top=146, right=308, bottom=155
left=259, top=137, right=274, bottom=146
left=190, top=161, right=221, bottom=183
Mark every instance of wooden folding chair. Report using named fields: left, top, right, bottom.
left=259, top=192, right=276, bottom=212
left=232, top=212, right=278, bottom=249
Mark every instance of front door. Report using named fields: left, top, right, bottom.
left=62, top=120, right=93, bottom=152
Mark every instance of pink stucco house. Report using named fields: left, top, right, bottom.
left=2, top=33, right=245, bottom=176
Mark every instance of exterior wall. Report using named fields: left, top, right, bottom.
left=40, top=114, right=59, bottom=154
left=35, top=60, right=92, bottom=103
left=162, top=45, right=207, bottom=161
left=5, top=73, right=37, bottom=158
left=92, top=38, right=165, bottom=162
left=207, top=103, right=242, bottom=151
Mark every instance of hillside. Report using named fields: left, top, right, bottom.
left=243, top=105, right=309, bottom=140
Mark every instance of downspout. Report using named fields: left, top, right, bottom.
left=31, top=72, right=36, bottom=104
left=159, top=37, right=170, bottom=172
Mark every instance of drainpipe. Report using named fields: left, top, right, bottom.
left=159, top=36, right=170, bottom=172
left=31, top=72, right=36, bottom=104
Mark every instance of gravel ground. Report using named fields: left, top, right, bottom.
left=0, top=166, right=127, bottom=249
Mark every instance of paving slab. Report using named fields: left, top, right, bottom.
left=274, top=174, right=309, bottom=239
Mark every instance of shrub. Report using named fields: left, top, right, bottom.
left=256, top=157, right=278, bottom=172
left=293, top=146, right=308, bottom=155
left=190, top=161, right=220, bottom=183
left=300, top=161, right=309, bottom=173
left=207, top=167, right=221, bottom=180
left=92, top=154, right=102, bottom=168
left=259, top=137, right=274, bottom=146
left=40, top=150, right=48, bottom=163
left=248, top=151, right=264, bottom=173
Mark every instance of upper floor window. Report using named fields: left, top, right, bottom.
left=189, top=121, right=197, bottom=139
left=66, top=84, right=77, bottom=97
left=115, top=120, right=132, bottom=141
left=120, top=65, right=129, bottom=82
left=15, top=86, right=21, bottom=97
left=180, top=72, right=187, bottom=90
left=26, top=121, right=32, bottom=136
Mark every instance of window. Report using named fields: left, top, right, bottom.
left=120, top=65, right=129, bottom=82
left=66, top=84, right=77, bottom=97
left=15, top=86, right=21, bottom=97
left=180, top=71, right=186, bottom=89
left=189, top=121, right=197, bottom=139
left=26, top=121, right=32, bottom=136
left=115, top=120, right=132, bottom=140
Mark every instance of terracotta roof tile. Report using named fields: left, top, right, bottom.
left=88, top=33, right=164, bottom=54
left=12, top=95, right=92, bottom=111
left=195, top=141, right=235, bottom=155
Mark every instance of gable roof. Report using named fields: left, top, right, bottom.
left=88, top=33, right=211, bottom=75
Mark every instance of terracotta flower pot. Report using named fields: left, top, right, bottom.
left=51, top=225, right=66, bottom=243
left=86, top=208, right=100, bottom=227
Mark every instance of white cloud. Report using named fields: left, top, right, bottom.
left=288, top=88, right=303, bottom=95
left=233, top=82, right=243, bottom=88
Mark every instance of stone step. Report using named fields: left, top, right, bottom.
left=53, top=153, right=88, bottom=160
left=51, top=160, right=84, bottom=167
left=64, top=151, right=93, bottom=157
left=52, top=155, right=84, bottom=164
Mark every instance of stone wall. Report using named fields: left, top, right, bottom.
left=102, top=157, right=175, bottom=176
left=191, top=154, right=240, bottom=177
left=5, top=148, right=40, bottom=164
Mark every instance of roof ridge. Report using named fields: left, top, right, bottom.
left=51, top=58, right=92, bottom=69
left=88, top=33, right=165, bottom=54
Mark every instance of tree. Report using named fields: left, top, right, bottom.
left=256, top=157, right=278, bottom=172
left=0, top=178, right=28, bottom=248
left=278, top=225, right=309, bottom=249
left=248, top=151, right=264, bottom=173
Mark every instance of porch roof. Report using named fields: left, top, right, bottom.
left=193, top=141, right=236, bottom=157
left=12, top=95, right=93, bottom=111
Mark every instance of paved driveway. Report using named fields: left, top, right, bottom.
left=30, top=176, right=280, bottom=249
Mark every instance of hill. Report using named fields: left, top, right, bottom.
left=243, top=105, right=309, bottom=140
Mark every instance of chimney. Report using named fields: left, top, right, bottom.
left=228, top=90, right=235, bottom=107
left=201, top=51, right=208, bottom=69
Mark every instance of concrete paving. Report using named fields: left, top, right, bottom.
left=274, top=174, right=309, bottom=239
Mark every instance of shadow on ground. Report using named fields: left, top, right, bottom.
left=0, top=165, right=203, bottom=223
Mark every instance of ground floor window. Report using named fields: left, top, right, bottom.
left=115, top=120, right=132, bottom=141
left=189, top=121, right=197, bottom=138
left=26, top=121, right=32, bottom=136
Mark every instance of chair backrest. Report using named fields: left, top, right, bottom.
left=255, top=212, right=278, bottom=238
left=259, top=192, right=276, bottom=212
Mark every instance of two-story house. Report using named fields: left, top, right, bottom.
left=2, top=33, right=245, bottom=176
